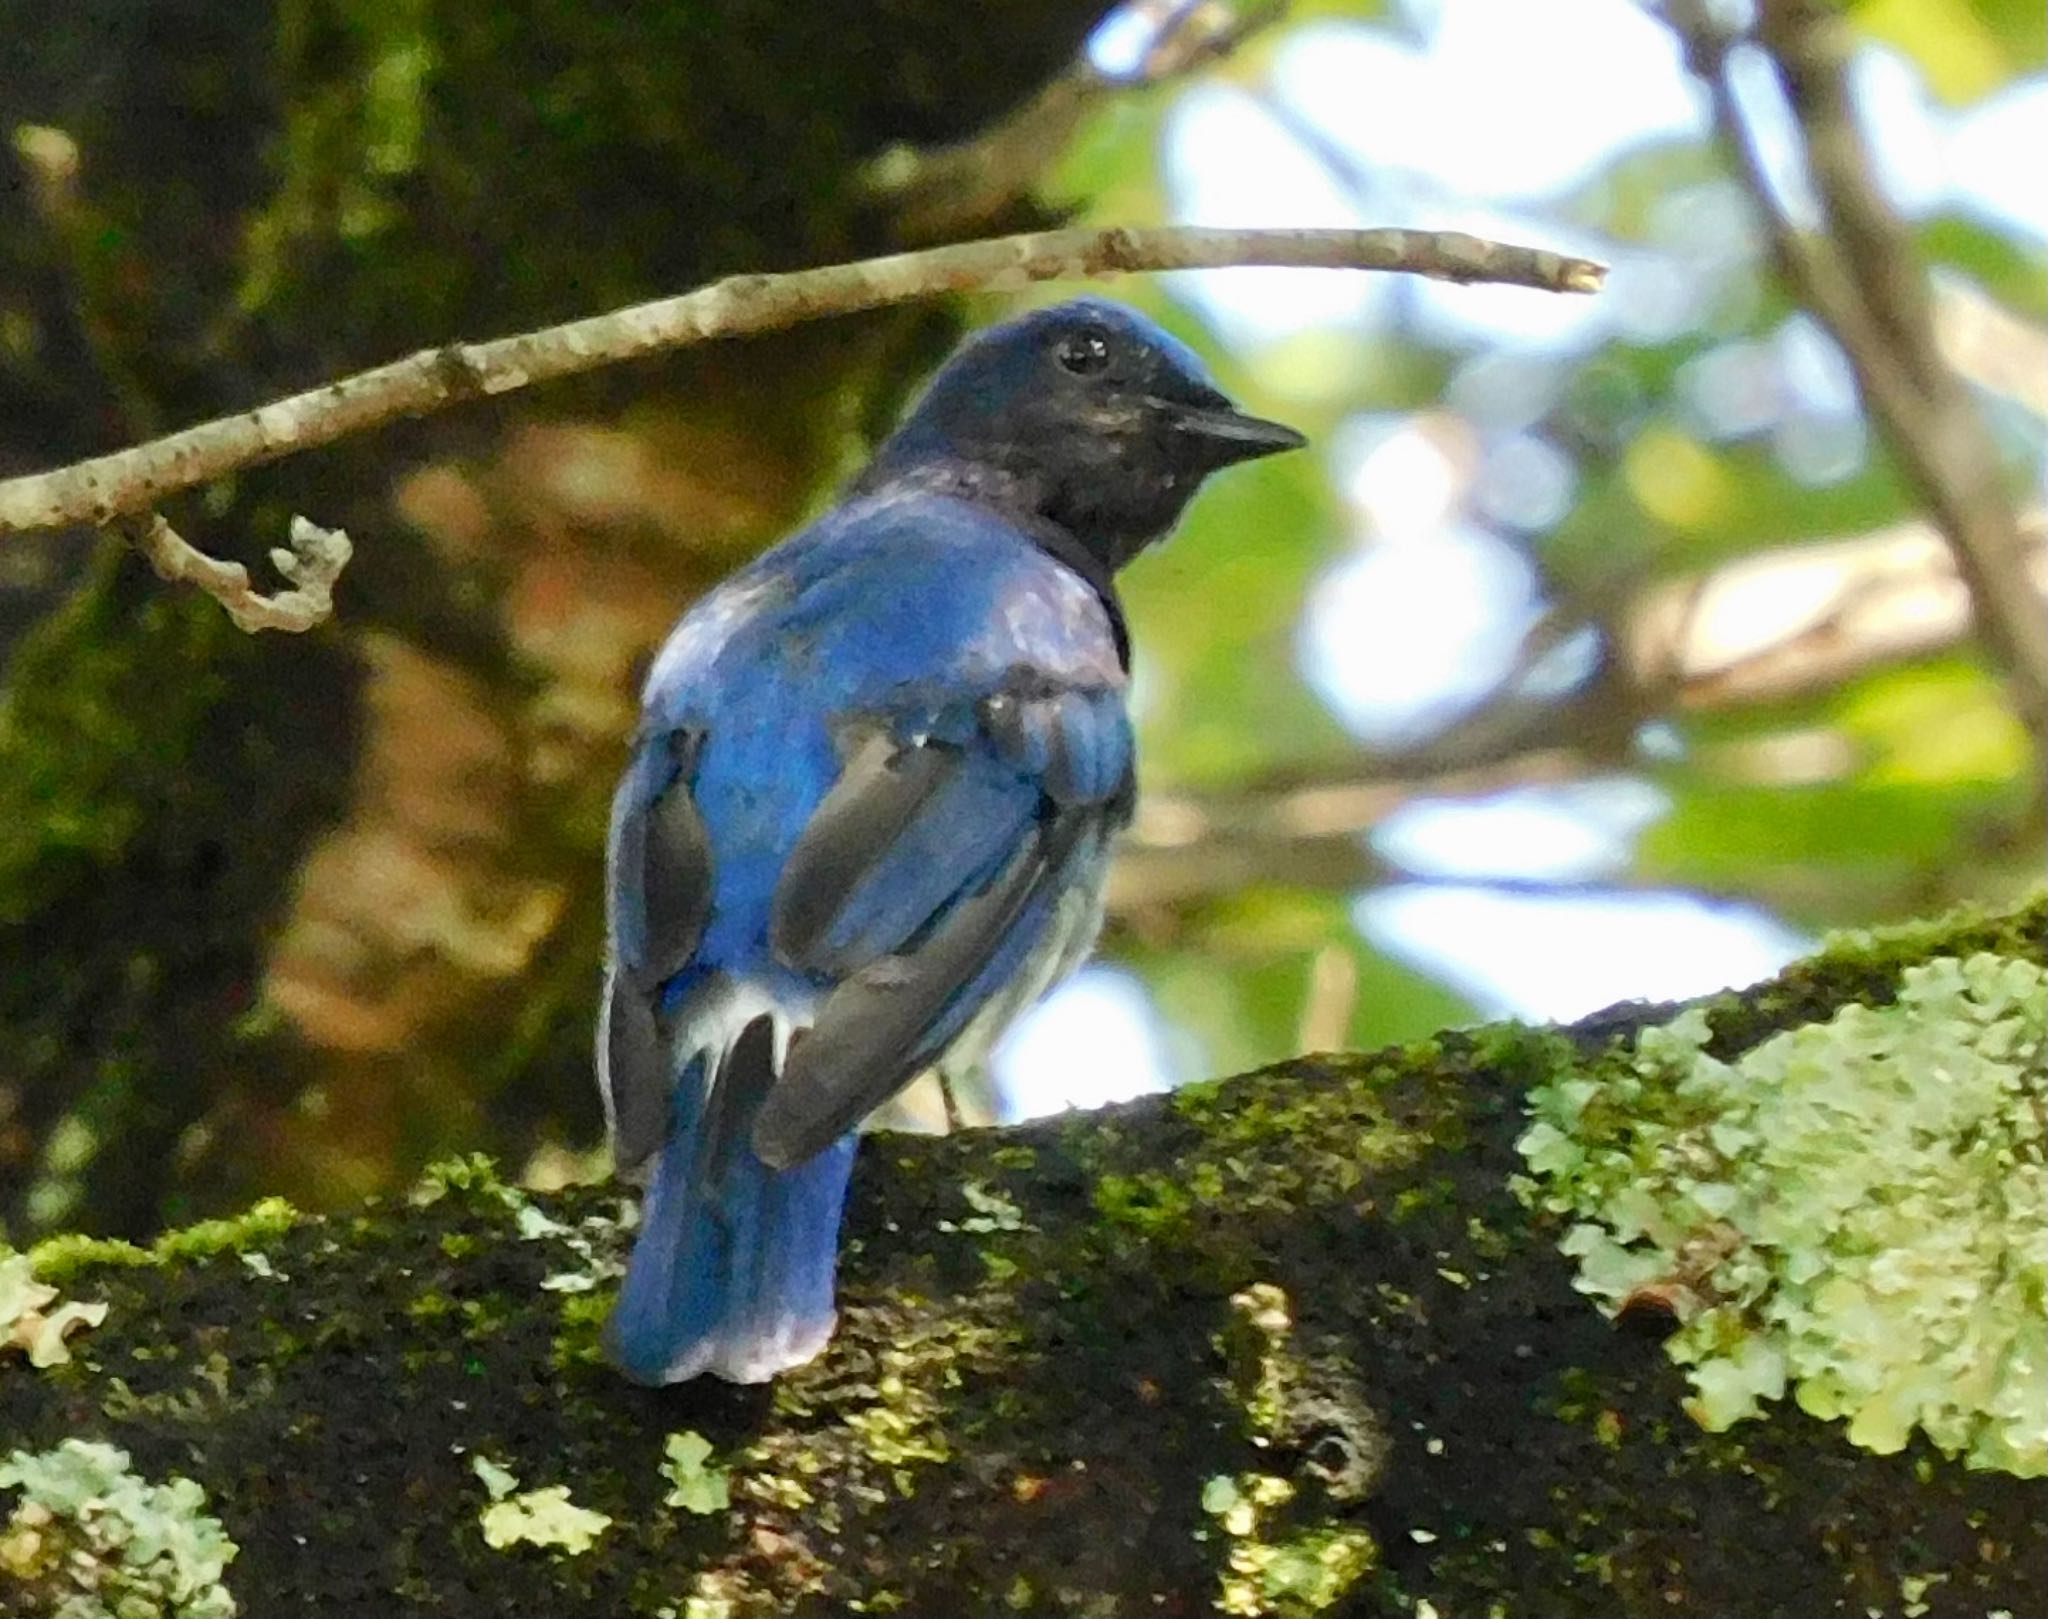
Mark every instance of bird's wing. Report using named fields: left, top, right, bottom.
left=601, top=729, right=715, bottom=1177
left=603, top=494, right=1132, bottom=1179
left=750, top=685, right=1133, bottom=1169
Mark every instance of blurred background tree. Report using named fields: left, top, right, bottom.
left=2, top=0, right=2040, bottom=1241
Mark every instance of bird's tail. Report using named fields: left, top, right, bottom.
left=605, top=1015, right=858, bottom=1386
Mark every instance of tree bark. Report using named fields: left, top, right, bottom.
left=4, top=897, right=2040, bottom=1618
left=0, top=0, right=1104, bottom=1237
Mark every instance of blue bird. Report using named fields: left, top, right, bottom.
left=599, top=296, right=1305, bottom=1384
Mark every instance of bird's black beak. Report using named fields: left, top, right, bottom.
left=1160, top=399, right=1309, bottom=467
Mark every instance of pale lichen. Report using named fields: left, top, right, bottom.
left=470, top=1454, right=612, bottom=1556
left=0, top=1254, right=107, bottom=1368
left=0, top=1438, right=239, bottom=1617
left=2, top=897, right=2036, bottom=1614
left=936, top=1180, right=1027, bottom=1235
left=660, top=1432, right=731, bottom=1516
left=1518, top=951, right=2047, bottom=1475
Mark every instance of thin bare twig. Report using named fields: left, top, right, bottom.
left=1628, top=511, right=2048, bottom=710
left=117, top=512, right=352, bottom=633
left=863, top=0, right=1291, bottom=240
left=1666, top=0, right=2048, bottom=762
left=0, top=225, right=1603, bottom=546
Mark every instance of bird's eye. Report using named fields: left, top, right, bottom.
left=1055, top=327, right=1112, bottom=375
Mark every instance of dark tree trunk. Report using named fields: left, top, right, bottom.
left=0, top=0, right=1103, bottom=1238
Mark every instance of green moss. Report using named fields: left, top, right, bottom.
left=412, top=1153, right=516, bottom=1209
left=1700, top=889, right=2046, bottom=1055
left=1231, top=1523, right=1377, bottom=1618
left=550, top=1291, right=611, bottom=1371
left=23, top=1232, right=154, bottom=1285
left=412, top=1159, right=627, bottom=1346
left=1520, top=951, right=2047, bottom=1475
left=20, top=1199, right=299, bottom=1287
left=1204, top=1472, right=1376, bottom=1617
left=1219, top=1283, right=1293, bottom=1439
left=0, top=896, right=2039, bottom=1614
left=742, top=1304, right=1013, bottom=1540
left=1815, top=891, right=2046, bottom=967
left=1201, top=1284, right=1383, bottom=1615
left=153, top=1197, right=301, bottom=1264
left=0, top=558, right=356, bottom=1242
left=1465, top=1021, right=1577, bottom=1083
left=1166, top=1041, right=1489, bottom=1213
left=98, top=1349, right=253, bottom=1428
left=1091, top=1171, right=1196, bottom=1237
left=457, top=1295, right=518, bottom=1340
left=0, top=1438, right=239, bottom=1616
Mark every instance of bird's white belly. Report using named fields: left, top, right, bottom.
left=934, top=838, right=1111, bottom=1100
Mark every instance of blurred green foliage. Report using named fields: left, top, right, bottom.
left=1031, top=0, right=2044, bottom=1078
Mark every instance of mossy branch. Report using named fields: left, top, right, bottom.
left=3, top=897, right=2040, bottom=1618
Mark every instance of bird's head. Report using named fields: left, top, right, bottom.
left=861, top=297, right=1306, bottom=571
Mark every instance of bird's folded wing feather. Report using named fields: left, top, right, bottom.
left=601, top=729, right=715, bottom=1176
left=602, top=499, right=1136, bottom=1180
left=750, top=687, right=1132, bottom=1168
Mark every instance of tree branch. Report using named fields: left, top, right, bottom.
left=1667, top=0, right=2048, bottom=767
left=861, top=0, right=1291, bottom=240
left=1629, top=510, right=2048, bottom=711
left=0, top=226, right=1603, bottom=547
left=115, top=512, right=353, bottom=634
left=1110, top=748, right=1591, bottom=915
left=1109, top=509, right=2040, bottom=917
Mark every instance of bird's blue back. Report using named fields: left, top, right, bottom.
left=637, top=486, right=1126, bottom=973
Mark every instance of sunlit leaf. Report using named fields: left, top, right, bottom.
left=1546, top=434, right=1915, bottom=587
left=1919, top=214, right=2048, bottom=320
left=1837, top=660, right=2031, bottom=785
left=1852, top=0, right=2045, bottom=103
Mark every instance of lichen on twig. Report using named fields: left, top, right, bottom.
left=115, top=512, right=352, bottom=635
